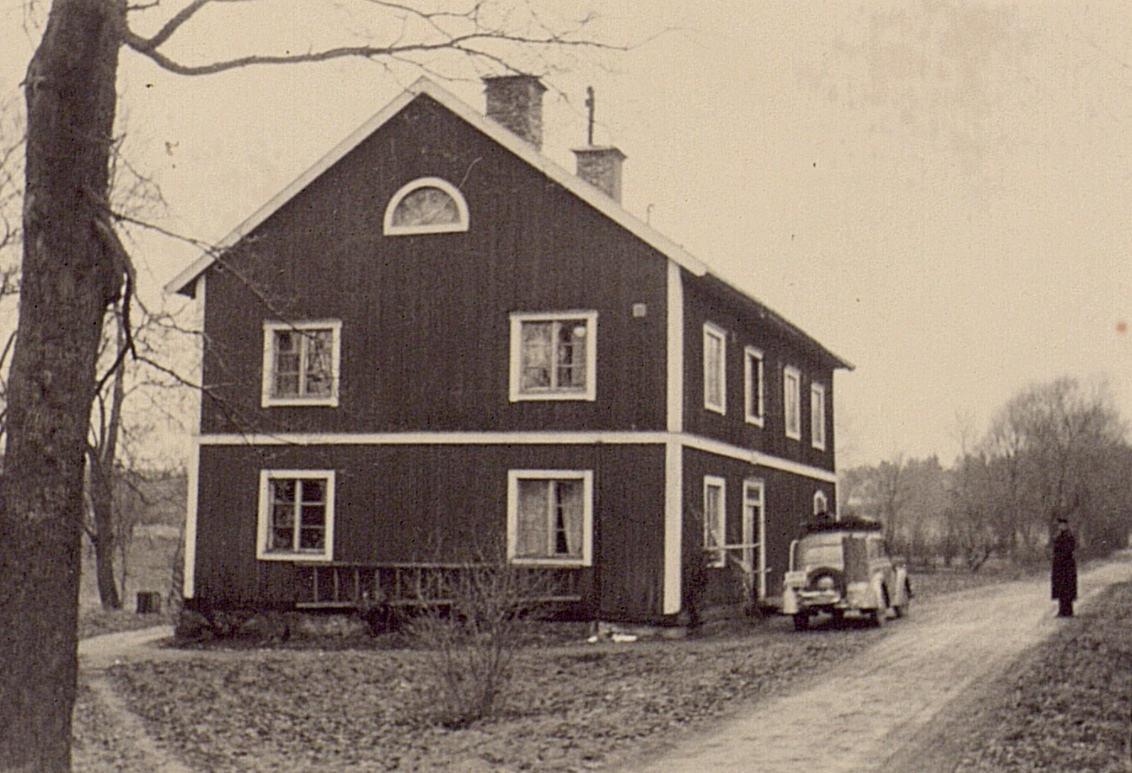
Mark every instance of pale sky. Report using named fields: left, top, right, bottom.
left=1, top=1, right=1130, bottom=468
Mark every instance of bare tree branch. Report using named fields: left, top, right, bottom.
left=125, top=33, right=620, bottom=76
left=120, top=0, right=622, bottom=76
left=126, top=0, right=214, bottom=52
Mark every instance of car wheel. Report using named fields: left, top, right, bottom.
left=793, top=613, right=810, bottom=631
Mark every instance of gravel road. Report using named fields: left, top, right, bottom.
left=625, top=551, right=1132, bottom=773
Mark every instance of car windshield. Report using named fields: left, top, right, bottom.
left=796, top=535, right=844, bottom=569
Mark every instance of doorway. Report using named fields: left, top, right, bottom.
left=742, top=479, right=767, bottom=601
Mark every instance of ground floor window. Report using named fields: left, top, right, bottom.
left=257, top=470, right=335, bottom=561
left=508, top=470, right=593, bottom=565
left=703, top=475, right=727, bottom=568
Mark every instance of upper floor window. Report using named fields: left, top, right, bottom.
left=811, top=382, right=827, bottom=450
left=383, top=177, right=469, bottom=235
left=784, top=366, right=801, bottom=440
left=508, top=470, right=593, bottom=566
left=813, top=490, right=829, bottom=516
left=703, top=323, right=727, bottom=414
left=261, top=320, right=341, bottom=408
left=703, top=475, right=727, bottom=568
left=744, top=346, right=765, bottom=426
left=509, top=311, right=597, bottom=401
left=257, top=470, right=336, bottom=562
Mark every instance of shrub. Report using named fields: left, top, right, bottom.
left=407, top=558, right=552, bottom=728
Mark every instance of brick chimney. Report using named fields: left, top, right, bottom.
left=483, top=74, right=547, bottom=149
left=573, top=146, right=626, bottom=203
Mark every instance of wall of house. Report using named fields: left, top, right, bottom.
left=186, top=89, right=849, bottom=625
left=191, top=443, right=668, bottom=619
left=682, top=447, right=836, bottom=611
left=199, top=94, right=669, bottom=438
left=680, top=274, right=836, bottom=472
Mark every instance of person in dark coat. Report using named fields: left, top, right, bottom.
left=1050, top=518, right=1077, bottom=617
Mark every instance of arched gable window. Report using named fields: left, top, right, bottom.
left=813, top=490, right=829, bottom=517
left=383, top=177, right=469, bottom=235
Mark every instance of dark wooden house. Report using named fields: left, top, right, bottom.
left=168, top=75, right=851, bottom=624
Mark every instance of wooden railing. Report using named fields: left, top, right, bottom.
left=294, top=562, right=583, bottom=609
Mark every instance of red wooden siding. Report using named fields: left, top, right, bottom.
left=199, top=94, right=669, bottom=437
left=186, top=85, right=849, bottom=625
left=682, top=447, right=836, bottom=610
left=192, top=443, right=668, bottom=619
left=681, top=273, right=836, bottom=471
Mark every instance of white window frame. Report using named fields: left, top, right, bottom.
left=383, top=177, right=470, bottom=236
left=811, top=382, right=827, bottom=450
left=507, top=470, right=594, bottom=566
left=256, top=470, right=336, bottom=562
left=703, top=322, right=727, bottom=414
left=784, top=365, right=801, bottom=440
left=814, top=490, right=829, bottom=516
left=744, top=346, right=765, bottom=426
left=743, top=479, right=767, bottom=600
left=703, top=475, right=727, bottom=568
left=261, top=320, right=342, bottom=408
left=509, top=311, right=598, bottom=402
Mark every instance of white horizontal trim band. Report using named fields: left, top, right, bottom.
left=194, top=430, right=838, bottom=483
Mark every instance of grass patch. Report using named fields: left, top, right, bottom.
left=78, top=528, right=180, bottom=639
left=79, top=607, right=171, bottom=640
left=108, top=621, right=881, bottom=772
left=909, top=562, right=1043, bottom=601
left=954, top=581, right=1132, bottom=772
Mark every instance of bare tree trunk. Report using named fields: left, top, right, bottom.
left=0, top=1, right=124, bottom=769
left=88, top=452, right=122, bottom=610
left=88, top=318, right=127, bottom=610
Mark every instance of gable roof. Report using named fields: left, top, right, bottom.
left=165, top=77, right=706, bottom=296
left=165, top=76, right=851, bottom=370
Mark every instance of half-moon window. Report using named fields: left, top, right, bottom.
left=383, top=177, right=469, bottom=235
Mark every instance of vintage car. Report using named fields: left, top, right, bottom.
left=781, top=517, right=911, bottom=630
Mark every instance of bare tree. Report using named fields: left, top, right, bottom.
left=990, top=379, right=1126, bottom=557
left=0, top=103, right=179, bottom=612
left=84, top=315, right=128, bottom=609
left=0, top=2, right=613, bottom=768
left=842, top=454, right=908, bottom=548
left=950, top=378, right=1130, bottom=566
left=947, top=452, right=1002, bottom=571
left=0, top=97, right=22, bottom=434
left=844, top=456, right=950, bottom=566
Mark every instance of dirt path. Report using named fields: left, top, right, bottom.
left=75, top=626, right=197, bottom=773
left=625, top=551, right=1132, bottom=773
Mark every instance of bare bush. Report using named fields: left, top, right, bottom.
left=407, top=556, right=555, bottom=728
